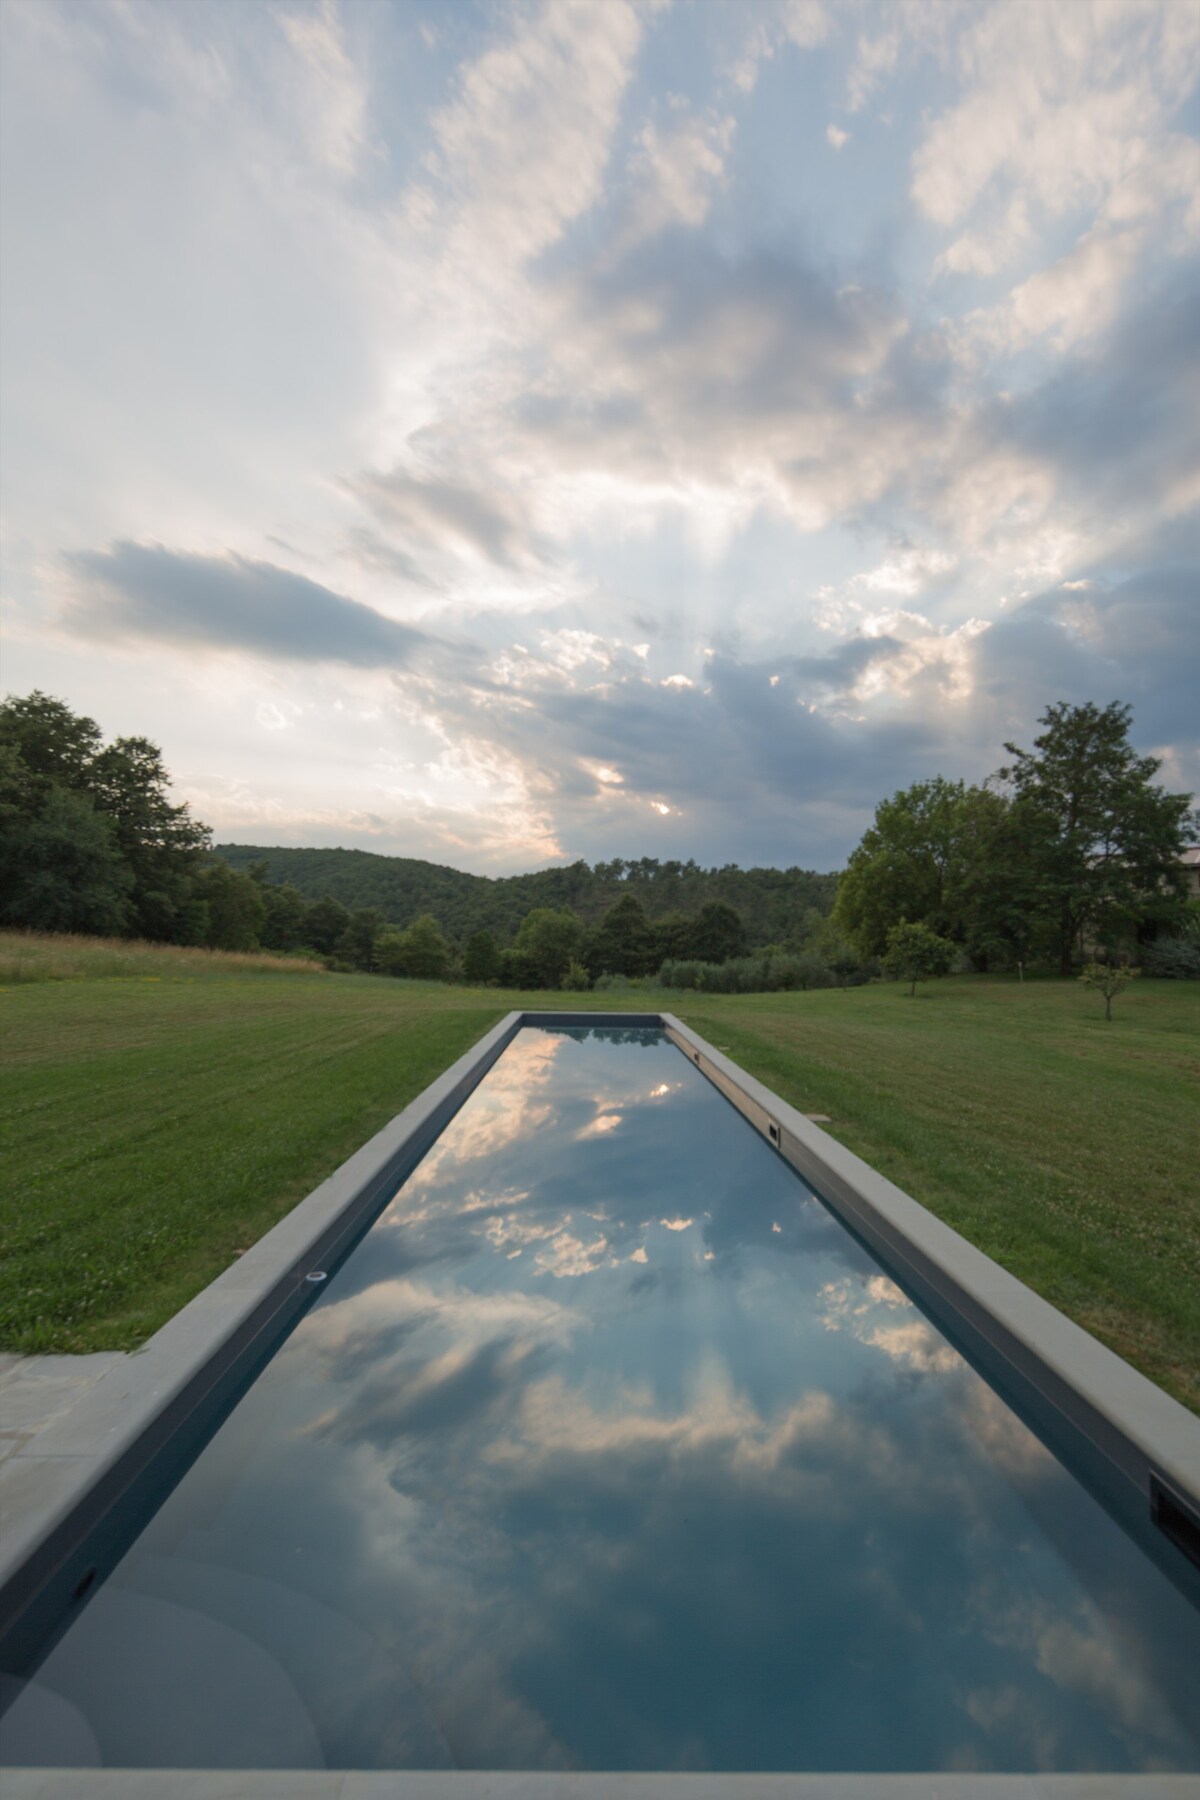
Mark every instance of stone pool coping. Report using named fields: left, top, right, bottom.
left=2, top=1008, right=1198, bottom=1793
left=4, top=1773, right=1198, bottom=1798
left=659, top=1013, right=1200, bottom=1570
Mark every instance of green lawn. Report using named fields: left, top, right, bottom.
left=2, top=934, right=1197, bottom=1412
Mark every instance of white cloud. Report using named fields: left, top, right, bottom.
left=418, top=0, right=642, bottom=274
left=275, top=0, right=368, bottom=177
left=731, top=0, right=830, bottom=94
left=534, top=1229, right=612, bottom=1278
left=825, top=123, right=850, bottom=151
left=913, top=0, right=1200, bottom=356
left=846, top=24, right=900, bottom=113
left=626, top=109, right=735, bottom=239
left=936, top=196, right=1030, bottom=278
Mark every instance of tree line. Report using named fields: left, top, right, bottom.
left=0, top=692, right=810, bottom=978
left=213, top=841, right=838, bottom=949
left=4, top=690, right=1193, bottom=989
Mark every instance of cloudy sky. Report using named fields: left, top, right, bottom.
left=2, top=0, right=1197, bottom=874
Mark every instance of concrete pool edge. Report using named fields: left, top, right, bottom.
left=3, top=1772, right=1198, bottom=1798
left=659, top=1011, right=1200, bottom=1563
left=2, top=1005, right=1199, bottom=1787
left=0, top=1010, right=529, bottom=1666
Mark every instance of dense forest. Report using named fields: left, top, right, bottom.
left=213, top=844, right=838, bottom=948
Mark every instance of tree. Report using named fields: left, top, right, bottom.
left=588, top=893, right=657, bottom=977
left=956, top=791, right=1047, bottom=977
left=257, top=881, right=311, bottom=953
left=1079, top=960, right=1139, bottom=1021
left=88, top=737, right=210, bottom=940
left=883, top=920, right=956, bottom=996
left=191, top=858, right=266, bottom=951
left=303, top=895, right=352, bottom=956
left=652, top=910, right=695, bottom=964
left=688, top=901, right=745, bottom=963
left=833, top=777, right=991, bottom=958
left=513, top=907, right=584, bottom=987
left=334, top=908, right=387, bottom=972
left=0, top=690, right=103, bottom=791
left=1, top=787, right=132, bottom=935
left=463, top=929, right=501, bottom=985
left=997, top=701, right=1195, bottom=975
left=809, top=914, right=865, bottom=988
left=376, top=914, right=450, bottom=980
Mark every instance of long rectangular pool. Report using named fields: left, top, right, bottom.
left=2, top=1024, right=1198, bottom=1772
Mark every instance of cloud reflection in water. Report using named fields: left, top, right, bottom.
left=7, top=1027, right=1199, bottom=1774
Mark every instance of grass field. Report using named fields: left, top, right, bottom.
left=2, top=930, right=1197, bottom=1412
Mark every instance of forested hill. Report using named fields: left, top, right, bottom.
left=214, top=845, right=839, bottom=947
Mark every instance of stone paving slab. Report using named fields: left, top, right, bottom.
left=0, top=1357, right=127, bottom=1469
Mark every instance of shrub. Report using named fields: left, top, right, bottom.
left=560, top=958, right=591, bottom=991
left=657, top=953, right=837, bottom=995
left=1140, top=937, right=1200, bottom=979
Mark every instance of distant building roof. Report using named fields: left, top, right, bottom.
left=1182, top=846, right=1200, bottom=868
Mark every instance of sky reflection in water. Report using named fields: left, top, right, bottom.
left=7, top=1027, right=1200, bottom=1772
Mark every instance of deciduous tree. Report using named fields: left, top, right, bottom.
left=1079, top=960, right=1139, bottom=1021
left=514, top=907, right=584, bottom=987
left=88, top=736, right=210, bottom=939
left=1, top=787, right=132, bottom=935
left=588, top=893, right=657, bottom=976
left=997, top=701, right=1194, bottom=975
left=376, top=914, right=451, bottom=980
left=833, top=777, right=990, bottom=958
left=687, top=901, right=745, bottom=964
left=463, top=929, right=501, bottom=985
left=883, top=920, right=956, bottom=996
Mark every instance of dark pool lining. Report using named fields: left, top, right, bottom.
left=3, top=1011, right=1196, bottom=1706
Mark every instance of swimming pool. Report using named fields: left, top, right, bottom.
left=2, top=1022, right=1198, bottom=1775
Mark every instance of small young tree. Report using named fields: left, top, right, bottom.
left=1079, top=960, right=1139, bottom=1021
left=560, top=957, right=591, bottom=991
left=883, top=920, right=956, bottom=996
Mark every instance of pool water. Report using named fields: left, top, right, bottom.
left=3, top=1026, right=1198, bottom=1771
